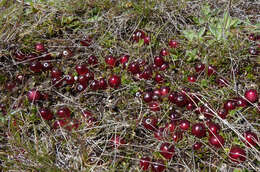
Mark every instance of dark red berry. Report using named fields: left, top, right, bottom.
left=142, top=117, right=158, bottom=131
left=160, top=142, right=175, bottom=159
left=192, top=123, right=206, bottom=138
left=128, top=62, right=140, bottom=75
left=179, top=119, right=190, bottom=131
left=165, top=121, right=176, bottom=133
left=195, top=63, right=205, bottom=73
left=5, top=81, right=16, bottom=92
left=75, top=64, right=89, bottom=75
left=65, top=119, right=80, bottom=131
left=160, top=86, right=170, bottom=97
left=168, top=40, right=179, bottom=48
left=229, top=146, right=246, bottom=163
left=132, top=30, right=146, bottom=42
left=244, top=131, right=258, bottom=147
left=218, top=108, right=228, bottom=119
left=57, top=107, right=71, bottom=119
left=188, top=75, right=197, bottom=82
left=248, top=47, right=258, bottom=55
left=29, top=61, right=43, bottom=73
left=154, top=127, right=166, bottom=141
left=224, top=100, right=236, bottom=111
left=53, top=119, right=68, bottom=129
left=90, top=80, right=100, bottom=91
left=27, top=89, right=41, bottom=102
left=160, top=48, right=169, bottom=56
left=248, top=34, right=256, bottom=41
left=244, top=89, right=258, bottom=103
left=207, top=122, right=220, bottom=136
left=42, top=62, right=52, bottom=71
left=51, top=68, right=62, bottom=78
left=35, top=43, right=45, bottom=52
left=234, top=97, right=248, bottom=107
left=193, top=142, right=203, bottom=150
left=143, top=92, right=153, bottom=103
left=143, top=36, right=150, bottom=45
left=39, top=108, right=53, bottom=120
left=62, top=49, right=73, bottom=58
left=52, top=77, right=64, bottom=88
left=76, top=83, right=86, bottom=92
left=140, top=157, right=150, bottom=171
left=168, top=110, right=181, bottom=121
left=64, top=74, right=75, bottom=85
left=120, top=54, right=129, bottom=64
left=105, top=55, right=117, bottom=67
left=85, top=70, right=94, bottom=81
left=80, top=36, right=92, bottom=46
left=149, top=102, right=160, bottom=112
left=88, top=55, right=98, bottom=65
left=108, top=75, right=121, bottom=88
left=154, top=56, right=164, bottom=67
left=207, top=65, right=216, bottom=76
left=154, top=73, right=164, bottom=83
left=151, top=160, right=165, bottom=172
left=78, top=75, right=88, bottom=85
left=172, top=131, right=183, bottom=142
left=14, top=51, right=26, bottom=61
left=139, top=67, right=153, bottom=80
left=209, top=134, right=225, bottom=148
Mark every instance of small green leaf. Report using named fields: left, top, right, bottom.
left=198, top=27, right=206, bottom=37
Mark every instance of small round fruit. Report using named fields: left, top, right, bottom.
left=27, top=89, right=41, bottom=102
left=75, top=64, right=89, bottom=75
left=108, top=75, right=121, bottom=88
left=154, top=56, right=164, bottom=67
left=218, top=108, right=228, bottom=119
left=29, top=61, right=43, bottom=73
left=120, top=54, right=129, bottom=64
left=235, top=97, right=248, bottom=107
left=193, top=142, right=203, bottom=150
left=35, top=43, right=45, bottom=52
left=188, top=75, right=197, bottom=82
left=224, top=100, right=236, bottom=111
left=105, top=55, right=117, bottom=67
left=244, top=131, right=258, bottom=147
left=207, top=65, right=216, bottom=76
left=76, top=83, right=86, bottom=92
left=160, top=48, right=169, bottom=56
left=64, top=74, right=75, bottom=85
left=192, top=123, right=206, bottom=138
left=172, top=131, right=183, bottom=142
left=90, top=80, right=100, bottom=91
left=160, top=142, right=175, bottom=159
left=39, top=108, right=53, bottom=120
left=51, top=68, right=62, bottom=78
left=143, top=36, right=150, bottom=45
left=209, top=134, right=225, bottom=148
left=244, top=89, right=258, bottom=103
left=128, top=62, right=140, bottom=75
left=99, top=78, right=108, bottom=90
left=151, top=160, right=165, bottom=172
left=57, top=107, right=71, bottom=119
left=142, top=117, right=158, bottom=131
left=143, top=92, right=153, bottom=103
left=154, top=127, right=166, bottom=141
left=229, top=146, right=246, bottom=163
left=248, top=47, right=258, bottom=55
left=53, top=119, right=68, bottom=129
left=62, top=48, right=73, bottom=58
left=149, top=102, right=160, bottom=112
left=195, top=63, right=205, bottom=73
left=168, top=40, right=179, bottom=48
left=160, top=86, right=170, bottom=97
left=88, top=55, right=98, bottom=65
left=140, top=157, right=150, bottom=171
left=154, top=73, right=164, bottom=83
left=207, top=122, right=220, bottom=136
left=179, top=119, right=190, bottom=131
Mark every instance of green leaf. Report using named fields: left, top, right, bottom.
left=198, top=27, right=206, bottom=37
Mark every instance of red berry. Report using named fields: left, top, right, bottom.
left=165, top=121, right=176, bottom=133
left=140, top=157, right=150, bottom=171
left=128, top=62, right=140, bottom=75
left=160, top=48, right=169, bottom=56
left=229, top=146, right=246, bottom=163
left=78, top=75, right=88, bottom=85
left=62, top=49, right=73, bottom=58
left=154, top=56, right=164, bottom=67
left=244, top=89, right=258, bottom=103
left=149, top=102, right=160, bottom=112
left=224, top=100, right=236, bottom=111
left=159, top=62, right=169, bottom=71
left=168, top=92, right=188, bottom=107
left=160, top=143, right=175, bottom=159
left=154, top=73, right=164, bottom=83
left=193, top=142, right=203, bottom=150
left=120, top=54, right=129, bottom=64
left=80, top=36, right=92, bottom=46
left=39, top=108, right=53, bottom=120
left=143, top=36, right=150, bottom=45
left=244, top=131, right=258, bottom=147
left=179, top=119, right=190, bottom=131
left=75, top=64, right=89, bottom=75
left=64, top=74, right=75, bottom=85
left=57, top=107, right=71, bottom=119
left=82, top=110, right=93, bottom=118
left=108, top=75, right=121, bottom=88
left=51, top=68, right=62, bottom=78
left=218, top=108, right=228, bottom=119
left=5, top=81, right=16, bottom=92
left=53, top=119, right=68, bottom=129
left=234, top=97, right=248, bottom=107
left=188, top=75, right=197, bottom=82
left=85, top=70, right=94, bottom=81
left=35, top=43, right=45, bottom=52
left=139, top=67, right=153, bottom=80
left=207, top=65, right=216, bottom=76
left=143, top=92, right=153, bottom=103
left=168, top=110, right=181, bottom=121
left=172, top=131, right=183, bottom=142
left=209, top=134, right=225, bottom=148
left=248, top=47, right=258, bottom=55
left=29, top=61, right=43, bottom=73
left=151, top=160, right=165, bottom=172
left=154, top=127, right=166, bottom=141
left=248, top=34, right=256, bottom=41
left=16, top=74, right=25, bottom=83
left=207, top=122, right=220, bottom=136
left=195, top=63, right=205, bottom=73
left=132, top=30, right=146, bottom=42
left=168, top=40, right=179, bottom=48
left=42, top=62, right=52, bottom=71
left=27, top=89, right=41, bottom=102
left=192, top=123, right=206, bottom=138
left=160, top=86, right=170, bottom=97
left=105, top=55, right=117, bottom=67
left=88, top=55, right=98, bottom=65
left=52, top=77, right=64, bottom=88
left=99, top=78, right=108, bottom=90
left=65, top=119, right=80, bottom=131
left=142, top=117, right=158, bottom=131
left=90, top=80, right=100, bottom=91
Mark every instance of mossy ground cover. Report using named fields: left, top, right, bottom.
left=0, top=0, right=259, bottom=171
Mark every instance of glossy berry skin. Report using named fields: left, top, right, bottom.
left=159, top=62, right=169, bottom=71
left=179, top=119, right=190, bottom=131
left=85, top=70, right=94, bottom=81
left=139, top=67, right=152, bottom=80
left=151, top=160, right=165, bottom=172
left=207, top=65, right=216, bottom=76
left=88, top=55, right=98, bottom=65
left=143, top=36, right=150, bottom=45
left=110, top=135, right=126, bottom=148
left=42, top=62, right=52, bottom=71
left=140, top=157, right=150, bottom=171
left=168, top=110, right=180, bottom=121
left=224, top=100, right=236, bottom=111
left=209, top=134, right=225, bottom=148
left=128, top=62, right=140, bottom=75
left=108, top=75, right=121, bottom=88
left=132, top=30, right=146, bottom=42
left=235, top=97, right=248, bottom=107
left=27, top=89, right=41, bottom=102
left=65, top=119, right=80, bottom=131
left=229, top=146, right=246, bottom=163
left=39, top=108, right=53, bottom=120
left=35, top=43, right=45, bottom=52
left=160, top=143, right=175, bottom=159
left=120, top=54, right=129, bottom=65
left=160, top=86, right=170, bottom=97
left=64, top=74, right=75, bottom=85
left=160, top=48, right=169, bottom=56
left=244, top=131, right=258, bottom=147
left=154, top=73, right=164, bottom=83
left=154, top=127, right=166, bottom=141
left=149, top=102, right=160, bottom=112
left=78, top=75, right=88, bottom=85
left=80, top=37, right=92, bottom=47
left=99, top=78, right=108, bottom=90
left=218, top=108, right=228, bottom=119
left=52, top=77, right=64, bottom=88
left=142, top=117, right=158, bottom=131
left=57, top=107, right=71, bottom=119
left=168, top=40, right=178, bottom=48
left=154, top=56, right=165, bottom=67
left=90, top=80, right=100, bottom=91
left=51, top=68, right=62, bottom=78
left=188, top=75, right=197, bottom=82
left=29, top=61, right=43, bottom=73
left=143, top=92, right=153, bottom=103
left=105, top=55, right=117, bottom=67
left=195, top=63, right=205, bottom=73
left=53, top=119, right=68, bottom=129
left=193, top=142, right=203, bottom=150
left=168, top=92, right=188, bottom=107
left=165, top=121, right=176, bottom=133
left=75, top=64, right=89, bottom=75
left=207, top=122, right=220, bottom=136
left=172, top=131, right=183, bottom=142
left=244, top=89, right=258, bottom=103
left=192, top=123, right=206, bottom=138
